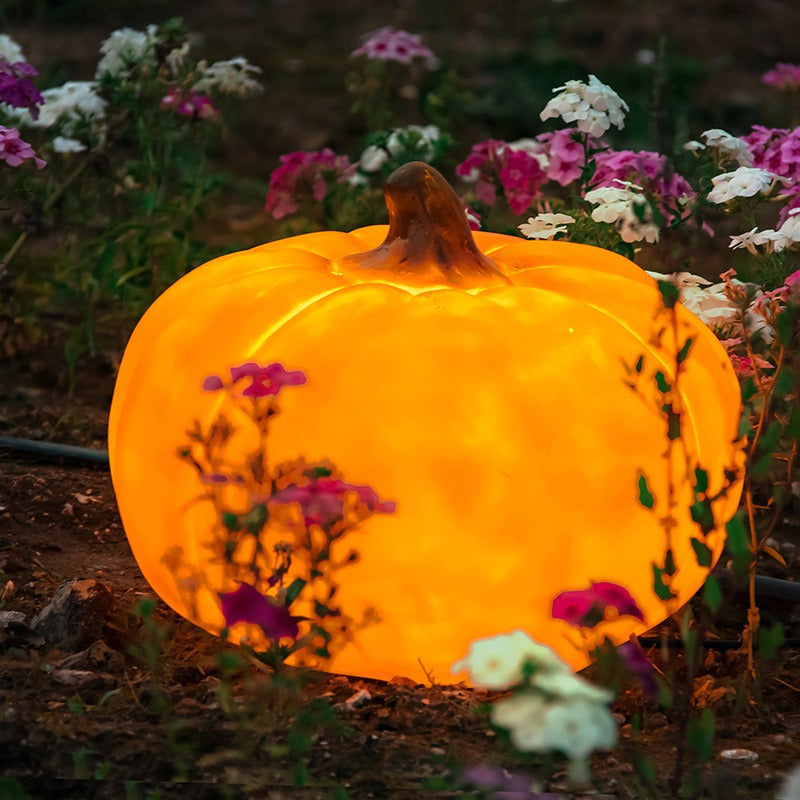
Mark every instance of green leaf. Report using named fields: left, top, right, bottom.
left=655, top=371, right=671, bottom=394
left=664, top=547, right=677, bottom=576
left=285, top=578, right=306, bottom=606
left=758, top=623, right=785, bottom=659
left=694, top=467, right=709, bottom=494
left=652, top=563, right=676, bottom=600
left=773, top=369, right=795, bottom=397
left=789, top=405, right=800, bottom=441
left=676, top=337, right=694, bottom=365
left=690, top=499, right=715, bottom=535
left=740, top=377, right=758, bottom=403
left=657, top=279, right=680, bottom=309
left=691, top=537, right=713, bottom=568
left=637, top=471, right=656, bottom=509
left=688, top=707, right=715, bottom=762
left=759, top=420, right=784, bottom=455
left=725, top=513, right=752, bottom=580
left=703, top=574, right=722, bottom=614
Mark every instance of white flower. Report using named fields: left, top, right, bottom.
left=10, top=82, right=106, bottom=134
left=776, top=208, right=800, bottom=250
left=777, top=764, right=800, bottom=800
left=541, top=74, right=628, bottom=136
left=0, top=33, right=26, bottom=64
left=707, top=167, right=785, bottom=203
left=166, top=42, right=190, bottom=75
left=96, top=26, right=156, bottom=79
left=699, top=128, right=753, bottom=166
left=645, top=271, right=712, bottom=288
left=519, top=212, right=575, bottom=239
left=359, top=144, right=389, bottom=172
left=451, top=630, right=569, bottom=690
left=531, top=670, right=614, bottom=703
left=584, top=186, right=659, bottom=243
left=194, top=56, right=263, bottom=96
left=385, top=124, right=441, bottom=160
left=52, top=136, right=87, bottom=153
left=683, top=139, right=705, bottom=153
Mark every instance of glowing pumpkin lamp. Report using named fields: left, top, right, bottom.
left=109, top=163, right=743, bottom=682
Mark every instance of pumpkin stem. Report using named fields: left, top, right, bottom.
left=342, top=162, right=509, bottom=284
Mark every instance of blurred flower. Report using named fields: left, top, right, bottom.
left=0, top=125, right=45, bottom=168
left=540, top=75, right=628, bottom=137
left=0, top=60, right=43, bottom=120
left=271, top=478, right=396, bottom=528
left=451, top=630, right=569, bottom=689
left=707, top=166, right=786, bottom=203
left=618, top=641, right=657, bottom=698
left=359, top=144, right=389, bottom=172
left=194, top=56, right=263, bottom=96
left=9, top=81, right=106, bottom=135
left=351, top=27, right=439, bottom=70
left=762, top=63, right=800, bottom=91
left=160, top=86, right=216, bottom=119
left=264, top=148, right=352, bottom=219
left=584, top=184, right=659, bottom=243
left=553, top=581, right=643, bottom=627
left=219, top=582, right=300, bottom=640
left=519, top=212, right=575, bottom=239
left=458, top=763, right=545, bottom=798
left=531, top=669, right=614, bottom=703
left=358, top=124, right=443, bottom=173
left=166, top=42, right=190, bottom=75
left=52, top=135, right=86, bottom=153
left=95, top=26, right=157, bottom=79
left=0, top=34, right=26, bottom=65
left=689, top=128, right=753, bottom=166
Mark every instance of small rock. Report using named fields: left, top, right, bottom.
left=32, top=579, right=115, bottom=651
left=0, top=611, right=27, bottom=627
left=720, top=748, right=759, bottom=762
left=49, top=668, right=109, bottom=688
left=388, top=675, right=417, bottom=686
left=52, top=640, right=125, bottom=674
left=344, top=688, right=372, bottom=709
left=0, top=610, right=45, bottom=649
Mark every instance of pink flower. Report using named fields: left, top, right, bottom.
left=271, top=478, right=396, bottom=528
left=264, top=149, right=352, bottom=220
left=351, top=27, right=439, bottom=70
left=160, top=86, right=216, bottom=119
left=202, top=362, right=307, bottom=398
left=219, top=582, right=300, bottom=640
left=552, top=581, right=644, bottom=628
left=762, top=63, right=800, bottom=91
left=0, top=60, right=43, bottom=119
left=499, top=149, right=547, bottom=214
left=539, top=128, right=588, bottom=185
left=728, top=353, right=774, bottom=377
left=0, top=125, right=45, bottom=169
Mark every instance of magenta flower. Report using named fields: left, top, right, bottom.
left=552, top=581, right=644, bottom=628
left=271, top=478, right=396, bottom=527
left=0, top=125, right=45, bottom=169
left=499, top=149, right=548, bottom=215
left=351, top=27, right=439, bottom=70
left=264, top=149, right=353, bottom=220
left=0, top=60, right=43, bottom=119
left=219, top=582, right=300, bottom=640
left=202, top=362, right=307, bottom=398
left=538, top=128, right=587, bottom=185
left=160, top=86, right=216, bottom=119
left=762, top=63, right=800, bottom=91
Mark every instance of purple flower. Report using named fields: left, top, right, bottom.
left=618, top=641, right=657, bottom=698
left=0, top=125, right=45, bottom=169
left=552, top=581, right=644, bottom=628
left=271, top=478, right=396, bottom=527
left=160, top=86, right=216, bottom=119
left=219, top=582, right=300, bottom=641
left=762, top=63, right=800, bottom=91
left=350, top=27, right=439, bottom=70
left=0, top=60, right=43, bottom=119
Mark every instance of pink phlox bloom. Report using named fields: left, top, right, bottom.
left=498, top=149, right=547, bottom=214
left=0, top=125, right=46, bottom=169
left=271, top=478, right=396, bottom=528
left=729, top=353, right=774, bottom=377
left=0, top=60, right=43, bottom=119
left=719, top=336, right=744, bottom=351
left=264, top=149, right=352, bottom=220
left=762, top=63, right=800, bottom=90
left=618, top=641, right=657, bottom=698
left=778, top=186, right=800, bottom=228
left=552, top=581, right=644, bottom=628
left=351, top=27, right=439, bottom=70
left=229, top=361, right=307, bottom=398
left=160, top=86, right=216, bottom=119
left=784, top=269, right=800, bottom=289
left=537, top=128, right=588, bottom=185
left=219, top=582, right=300, bottom=641
left=743, top=126, right=800, bottom=186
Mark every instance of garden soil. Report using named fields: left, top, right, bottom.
left=3, top=1, right=800, bottom=798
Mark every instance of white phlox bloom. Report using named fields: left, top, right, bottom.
left=519, top=212, right=575, bottom=239
left=52, top=136, right=87, bottom=153
left=359, top=144, right=389, bottom=172
left=728, top=210, right=800, bottom=254
left=776, top=208, right=800, bottom=250
left=584, top=186, right=659, bottom=243
left=166, top=42, right=190, bottom=75
left=531, top=669, right=615, bottom=703
left=451, top=630, right=569, bottom=690
left=96, top=26, right=157, bottom=79
left=698, top=128, right=753, bottom=166
left=0, top=34, right=26, bottom=64
left=707, top=167, right=785, bottom=203
left=645, top=270, right=712, bottom=289
left=10, top=82, right=107, bottom=133
left=540, top=74, right=628, bottom=137
left=386, top=124, right=441, bottom=160
left=194, top=57, right=263, bottom=96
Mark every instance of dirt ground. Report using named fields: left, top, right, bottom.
left=2, top=1, right=800, bottom=798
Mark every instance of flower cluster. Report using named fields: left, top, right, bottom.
left=706, top=166, right=786, bottom=204
left=584, top=183, right=660, bottom=243
left=0, top=125, right=46, bottom=169
left=684, top=128, right=753, bottom=167
left=95, top=26, right=157, bottom=79
left=350, top=27, right=439, bottom=70
left=762, top=62, right=800, bottom=91
left=358, top=124, right=445, bottom=174
left=540, top=74, right=629, bottom=138
left=264, top=149, right=354, bottom=219
left=8, top=81, right=107, bottom=139
left=552, top=581, right=644, bottom=627
left=533, top=128, right=591, bottom=185
left=0, top=59, right=43, bottom=120
left=193, top=56, right=263, bottom=97
left=452, top=631, right=617, bottom=785
left=455, top=139, right=547, bottom=214
left=518, top=212, right=575, bottom=240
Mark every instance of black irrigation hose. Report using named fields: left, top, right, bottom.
left=2, top=434, right=800, bottom=652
